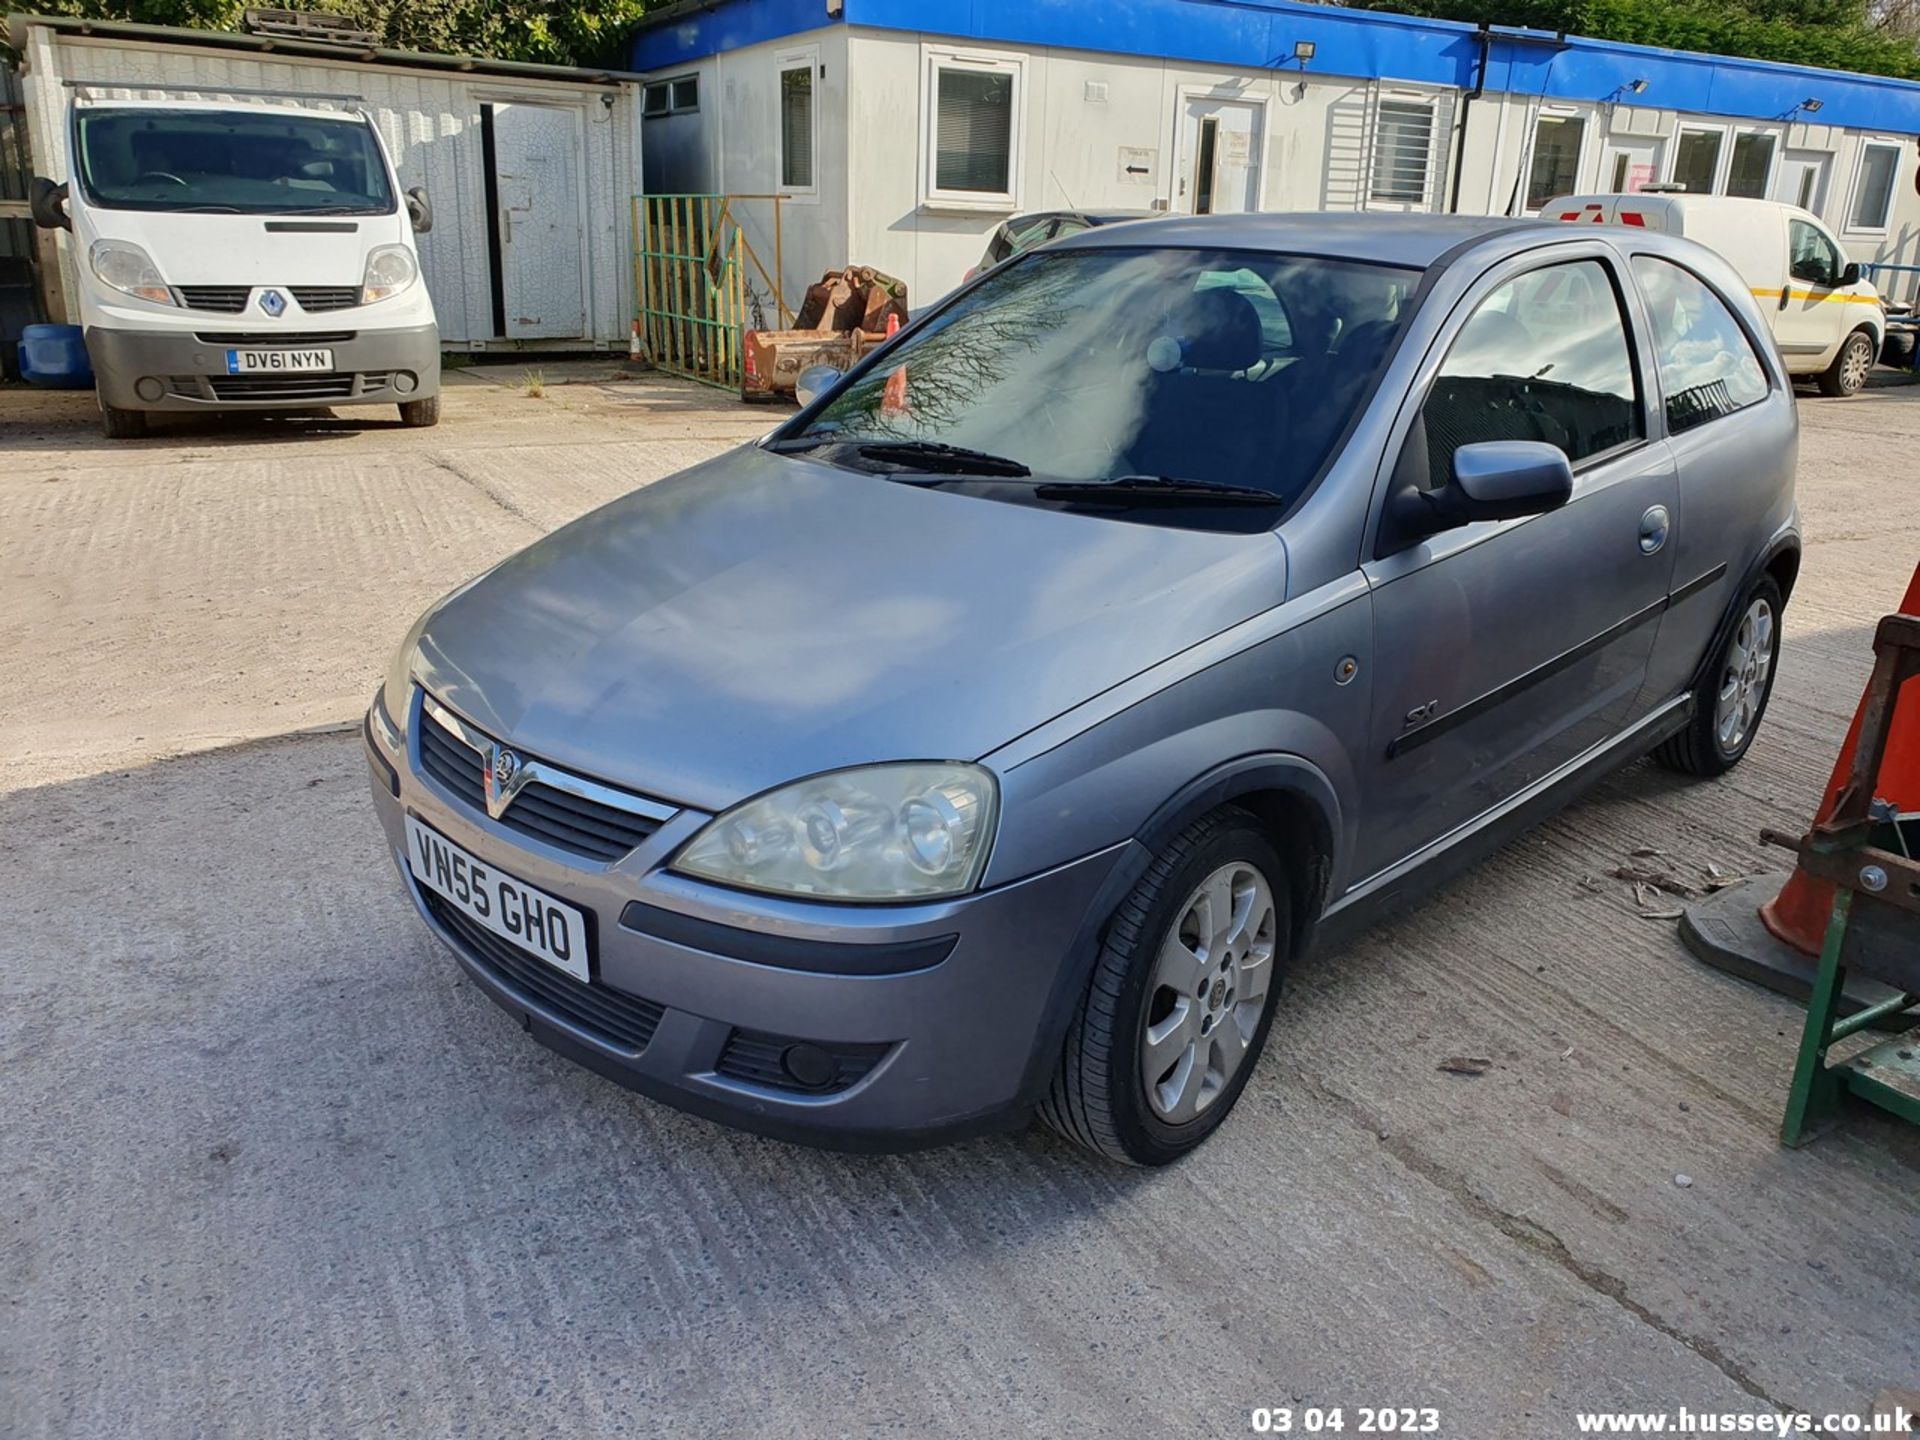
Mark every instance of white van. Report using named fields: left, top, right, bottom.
left=31, top=95, right=439, bottom=438
left=1543, top=192, right=1884, bottom=396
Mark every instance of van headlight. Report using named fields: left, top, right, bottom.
left=361, top=244, right=418, bottom=304
left=673, top=763, right=998, bottom=901
left=89, top=240, right=173, bottom=305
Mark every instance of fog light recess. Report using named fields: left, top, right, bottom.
left=781, top=1043, right=838, bottom=1090
left=393, top=371, right=417, bottom=395
left=134, top=376, right=165, bottom=402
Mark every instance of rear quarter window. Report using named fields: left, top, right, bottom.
left=1631, top=256, right=1770, bottom=434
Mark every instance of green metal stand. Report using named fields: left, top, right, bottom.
left=1773, top=611, right=1920, bottom=1147
left=1780, top=890, right=1920, bottom=1146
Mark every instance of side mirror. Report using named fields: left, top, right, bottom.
left=1840, top=260, right=1862, bottom=287
left=405, top=186, right=433, bottom=234
left=29, top=177, right=69, bottom=231
left=1391, top=440, right=1573, bottom=541
left=793, top=363, right=841, bottom=408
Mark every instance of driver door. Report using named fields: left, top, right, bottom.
left=1776, top=217, right=1852, bottom=363
left=1351, top=250, right=1677, bottom=885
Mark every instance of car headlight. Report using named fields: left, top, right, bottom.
left=361, top=244, right=418, bottom=304
left=673, top=763, right=998, bottom=901
left=381, top=641, right=419, bottom=735
left=89, top=239, right=173, bottom=305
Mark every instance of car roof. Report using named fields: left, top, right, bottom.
left=1052, top=211, right=1561, bottom=269
left=71, top=98, right=368, bottom=124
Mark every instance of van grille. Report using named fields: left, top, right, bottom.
left=207, top=373, right=357, bottom=401
left=195, top=331, right=357, bottom=346
left=292, top=286, right=362, bottom=313
left=174, top=285, right=252, bottom=313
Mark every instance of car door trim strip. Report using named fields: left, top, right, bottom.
left=1387, top=562, right=1727, bottom=759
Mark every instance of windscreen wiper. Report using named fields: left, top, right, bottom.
left=848, top=439, right=1032, bottom=477
left=1031, top=475, right=1282, bottom=506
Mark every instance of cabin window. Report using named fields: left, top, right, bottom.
left=1727, top=132, right=1776, bottom=199
left=923, top=49, right=1023, bottom=208
left=1370, top=99, right=1436, bottom=206
left=1849, top=142, right=1901, bottom=232
left=1672, top=129, right=1723, bottom=194
left=1526, top=114, right=1585, bottom=211
left=779, top=51, right=818, bottom=195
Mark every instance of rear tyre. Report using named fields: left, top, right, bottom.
left=99, top=403, right=146, bottom=440
left=1817, top=329, right=1874, bottom=397
left=1654, top=575, right=1783, bottom=778
left=1039, top=807, right=1289, bottom=1166
left=398, top=394, right=441, bottom=428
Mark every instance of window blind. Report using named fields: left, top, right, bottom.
left=935, top=67, right=1013, bottom=194
left=781, top=66, right=814, bottom=189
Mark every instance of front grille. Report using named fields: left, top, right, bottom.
left=417, top=702, right=668, bottom=862
left=175, top=285, right=252, bottom=313
left=195, top=331, right=357, bottom=346
left=715, top=1028, right=890, bottom=1094
left=292, top=286, right=361, bottom=313
left=208, top=373, right=356, bottom=401
left=424, top=893, right=663, bottom=1053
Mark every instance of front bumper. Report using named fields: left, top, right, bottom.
left=87, top=322, right=440, bottom=412
left=364, top=691, right=1129, bottom=1150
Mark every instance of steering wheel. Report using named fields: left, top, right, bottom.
left=133, top=171, right=188, bottom=187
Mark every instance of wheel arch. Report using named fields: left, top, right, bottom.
left=1690, top=533, right=1799, bottom=697
left=1012, top=753, right=1344, bottom=1112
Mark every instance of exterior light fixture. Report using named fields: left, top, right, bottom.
left=1293, top=40, right=1316, bottom=66
left=1628, top=78, right=1648, bottom=94
left=1802, top=97, right=1823, bottom=112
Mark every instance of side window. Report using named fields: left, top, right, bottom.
left=1422, top=259, right=1641, bottom=485
left=1789, top=220, right=1841, bottom=288
left=1631, top=256, right=1770, bottom=434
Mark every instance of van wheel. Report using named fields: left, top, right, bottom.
left=1818, top=329, right=1875, bottom=396
left=398, top=395, right=440, bottom=428
left=1654, top=576, right=1783, bottom=777
left=1039, top=807, right=1288, bottom=1165
left=99, top=403, right=146, bottom=440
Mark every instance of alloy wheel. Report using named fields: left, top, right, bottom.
left=1842, top=336, right=1872, bottom=393
left=1715, top=597, right=1775, bottom=755
left=1140, top=861, right=1277, bottom=1123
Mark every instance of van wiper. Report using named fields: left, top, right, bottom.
left=170, top=204, right=244, bottom=213
left=849, top=439, right=1031, bottom=477
left=1031, top=474, right=1282, bottom=506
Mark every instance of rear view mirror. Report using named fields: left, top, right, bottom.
left=405, top=186, right=433, bottom=234
left=29, top=177, right=69, bottom=231
left=1448, top=441, right=1574, bottom=522
left=1841, top=261, right=1862, bottom=287
left=794, top=364, right=841, bottom=408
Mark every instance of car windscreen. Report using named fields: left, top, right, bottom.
left=74, top=108, right=396, bottom=215
left=790, top=246, right=1421, bottom=522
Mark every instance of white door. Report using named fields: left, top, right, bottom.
left=492, top=102, right=587, bottom=339
left=1601, top=138, right=1662, bottom=194
left=1773, top=150, right=1832, bottom=215
left=1176, top=98, right=1262, bottom=214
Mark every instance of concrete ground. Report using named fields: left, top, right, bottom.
left=2, top=365, right=1916, bottom=1439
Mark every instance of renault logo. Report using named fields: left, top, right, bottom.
left=484, top=746, right=527, bottom=818
left=258, top=288, right=288, bottom=317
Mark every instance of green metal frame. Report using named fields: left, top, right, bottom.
left=631, top=193, right=746, bottom=391
left=1781, top=888, right=1920, bottom=1145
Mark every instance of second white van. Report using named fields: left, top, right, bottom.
left=1544, top=192, right=1884, bottom=396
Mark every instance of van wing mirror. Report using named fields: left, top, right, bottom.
left=405, top=186, right=433, bottom=234
left=29, top=177, right=69, bottom=231
left=1841, top=260, right=1862, bottom=287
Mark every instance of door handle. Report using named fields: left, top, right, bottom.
left=1639, top=504, right=1670, bottom=555
left=500, top=205, right=512, bottom=245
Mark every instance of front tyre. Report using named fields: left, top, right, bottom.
left=1654, top=575, right=1783, bottom=777
left=99, top=402, right=146, bottom=440
left=1817, top=328, right=1874, bottom=397
left=398, top=394, right=441, bottom=428
left=1040, top=807, right=1288, bottom=1165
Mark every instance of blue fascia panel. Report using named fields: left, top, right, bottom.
left=629, top=0, right=834, bottom=71
left=632, top=0, right=1920, bottom=135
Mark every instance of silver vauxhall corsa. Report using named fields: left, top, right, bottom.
left=367, top=214, right=1798, bottom=1164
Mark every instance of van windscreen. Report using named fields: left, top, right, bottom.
left=74, top=108, right=395, bottom=216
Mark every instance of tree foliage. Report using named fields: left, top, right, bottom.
left=1364, top=0, right=1920, bottom=80
left=25, top=0, right=660, bottom=68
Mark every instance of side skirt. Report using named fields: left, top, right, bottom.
left=1312, top=693, right=1694, bottom=954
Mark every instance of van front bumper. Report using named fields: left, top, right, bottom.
left=86, top=323, right=440, bottom=412
left=364, top=695, right=1132, bottom=1151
